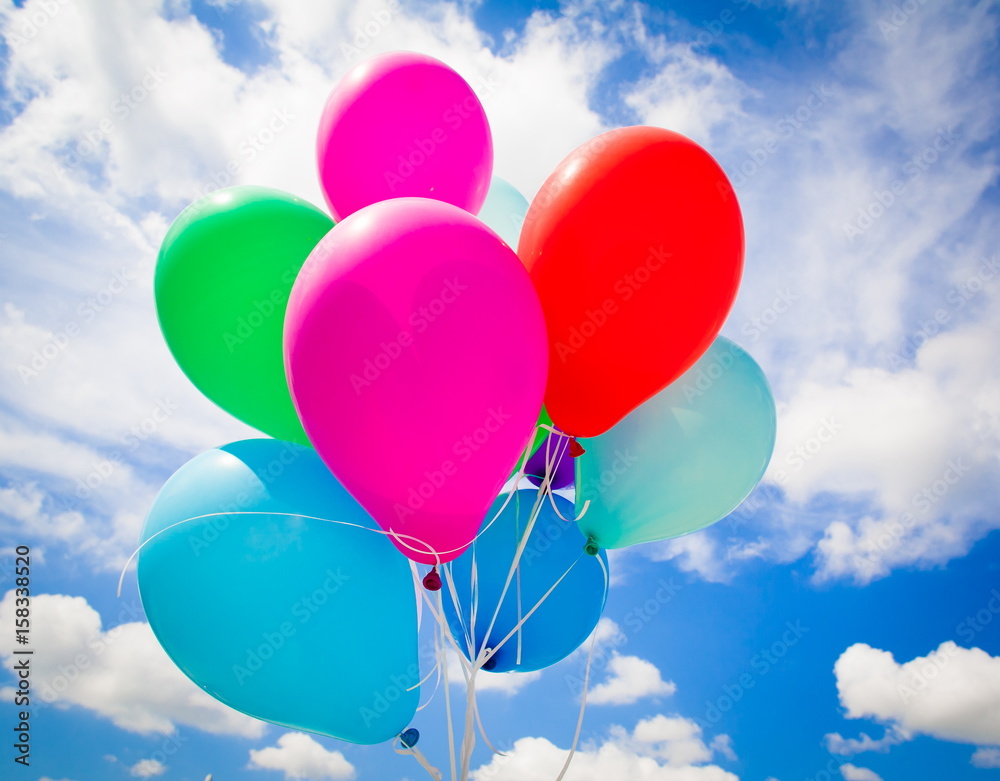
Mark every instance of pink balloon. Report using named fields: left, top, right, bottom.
left=284, top=198, right=548, bottom=565
left=317, top=51, right=493, bottom=221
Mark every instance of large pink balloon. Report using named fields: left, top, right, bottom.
left=317, top=51, right=493, bottom=221
left=284, top=198, right=547, bottom=565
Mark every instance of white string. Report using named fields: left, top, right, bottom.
left=554, top=557, right=604, bottom=781
left=119, top=425, right=553, bottom=601
left=394, top=735, right=443, bottom=780
left=437, top=590, right=459, bottom=781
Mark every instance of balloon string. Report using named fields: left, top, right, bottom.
left=537, top=427, right=591, bottom=523
left=117, top=424, right=549, bottom=601
left=554, top=556, right=605, bottom=781
left=485, top=553, right=584, bottom=659
left=116, top=510, right=455, bottom=598
left=394, top=735, right=443, bottom=780
left=515, top=490, right=524, bottom=666
left=435, top=590, right=459, bottom=781
left=476, top=471, right=548, bottom=659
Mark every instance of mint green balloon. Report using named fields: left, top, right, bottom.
left=156, top=186, right=334, bottom=444
left=576, top=338, right=776, bottom=549
left=477, top=176, right=528, bottom=248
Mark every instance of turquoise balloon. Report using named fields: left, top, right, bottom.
left=576, top=338, right=776, bottom=549
left=137, top=439, right=419, bottom=745
left=443, top=490, right=608, bottom=673
left=476, top=176, right=529, bottom=247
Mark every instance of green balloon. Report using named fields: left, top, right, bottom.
left=510, top=406, right=553, bottom=479
left=155, top=186, right=334, bottom=444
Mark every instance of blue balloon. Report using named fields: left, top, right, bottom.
left=476, top=176, right=529, bottom=248
left=576, top=337, right=776, bottom=549
left=443, top=490, right=608, bottom=673
left=137, top=439, right=419, bottom=745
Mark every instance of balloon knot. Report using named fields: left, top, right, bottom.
left=568, top=438, right=585, bottom=458
left=584, top=537, right=600, bottom=556
left=422, top=566, right=442, bottom=591
left=400, top=728, right=420, bottom=748
left=482, top=650, right=497, bottom=671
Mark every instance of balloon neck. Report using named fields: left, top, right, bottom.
left=482, top=650, right=497, bottom=671
left=422, top=566, right=442, bottom=591
left=568, top=437, right=585, bottom=458
left=400, top=728, right=420, bottom=748
left=584, top=537, right=600, bottom=556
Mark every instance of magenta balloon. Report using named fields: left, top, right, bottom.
left=317, top=51, right=493, bottom=221
left=284, top=198, right=547, bottom=565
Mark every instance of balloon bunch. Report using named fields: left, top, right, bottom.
left=137, top=50, right=776, bottom=779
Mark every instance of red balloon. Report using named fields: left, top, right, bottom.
left=518, top=126, right=744, bottom=437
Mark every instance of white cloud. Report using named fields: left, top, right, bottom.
left=839, top=765, right=883, bottom=781
left=646, top=533, right=734, bottom=584
left=0, top=591, right=264, bottom=737
left=470, top=715, right=737, bottom=780
left=588, top=653, right=676, bottom=706
left=128, top=758, right=167, bottom=778
left=247, top=733, right=356, bottom=781
left=971, top=747, right=1000, bottom=768
left=834, top=641, right=1000, bottom=746
left=824, top=728, right=905, bottom=755
left=709, top=735, right=736, bottom=762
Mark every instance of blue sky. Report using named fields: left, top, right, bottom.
left=1, top=0, right=999, bottom=780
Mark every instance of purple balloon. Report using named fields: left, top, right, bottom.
left=525, top=434, right=575, bottom=490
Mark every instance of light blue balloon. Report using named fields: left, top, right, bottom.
left=476, top=176, right=529, bottom=248
left=443, top=490, right=608, bottom=673
left=137, top=439, right=419, bottom=745
left=576, top=337, right=776, bottom=549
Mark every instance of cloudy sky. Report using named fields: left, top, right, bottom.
left=1, top=0, right=999, bottom=779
